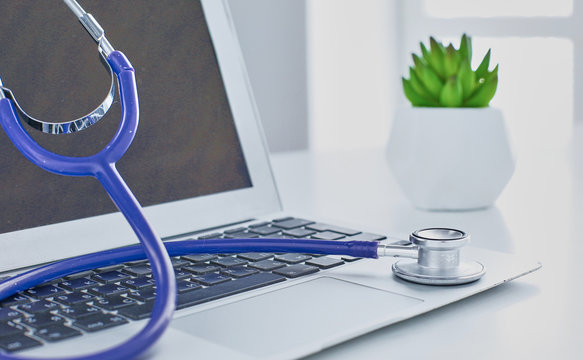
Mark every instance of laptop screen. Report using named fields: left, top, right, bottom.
left=0, top=0, right=252, bottom=234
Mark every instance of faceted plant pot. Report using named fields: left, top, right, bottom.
left=387, top=107, right=515, bottom=211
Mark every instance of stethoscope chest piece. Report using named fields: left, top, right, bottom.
left=392, top=228, right=486, bottom=285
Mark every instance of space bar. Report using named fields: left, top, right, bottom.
left=176, top=272, right=286, bottom=310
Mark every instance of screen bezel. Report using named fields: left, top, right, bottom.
left=0, top=0, right=281, bottom=272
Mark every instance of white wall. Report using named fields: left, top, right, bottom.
left=228, top=0, right=308, bottom=153
left=307, top=0, right=399, bottom=151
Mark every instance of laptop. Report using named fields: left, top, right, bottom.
left=0, top=0, right=541, bottom=358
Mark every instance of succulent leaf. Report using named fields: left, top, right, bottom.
left=428, top=37, right=446, bottom=79
left=488, top=64, right=499, bottom=79
left=420, top=66, right=444, bottom=99
left=475, top=49, right=491, bottom=79
left=458, top=33, right=472, bottom=63
left=463, top=74, right=498, bottom=107
left=411, top=53, right=426, bottom=73
left=420, top=42, right=431, bottom=63
left=402, top=77, right=437, bottom=106
left=458, top=59, right=476, bottom=98
left=444, top=44, right=461, bottom=78
left=439, top=76, right=463, bottom=107
left=409, top=67, right=434, bottom=101
left=403, top=34, right=498, bottom=107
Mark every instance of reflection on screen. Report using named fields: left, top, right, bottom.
left=0, top=0, right=252, bottom=233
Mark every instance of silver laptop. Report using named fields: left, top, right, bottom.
left=0, top=1, right=541, bottom=359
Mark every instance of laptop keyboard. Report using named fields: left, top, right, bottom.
left=0, top=217, right=387, bottom=353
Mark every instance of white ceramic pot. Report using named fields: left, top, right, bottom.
left=387, top=107, right=515, bottom=211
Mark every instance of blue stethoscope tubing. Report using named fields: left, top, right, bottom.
left=0, top=51, right=380, bottom=359
left=0, top=51, right=177, bottom=360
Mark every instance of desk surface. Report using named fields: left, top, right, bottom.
left=269, top=131, right=583, bottom=359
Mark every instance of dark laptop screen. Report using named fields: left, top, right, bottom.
left=0, top=0, right=252, bottom=233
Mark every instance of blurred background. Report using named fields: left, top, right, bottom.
left=228, top=0, right=576, bottom=162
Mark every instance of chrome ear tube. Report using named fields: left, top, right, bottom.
left=0, top=0, right=116, bottom=135
left=378, top=228, right=486, bottom=285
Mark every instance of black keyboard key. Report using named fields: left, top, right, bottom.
left=121, top=276, right=155, bottom=290
left=0, top=333, right=42, bottom=353
left=182, top=254, right=218, bottom=263
left=0, top=321, right=25, bottom=336
left=24, top=284, right=66, bottom=299
left=248, top=225, right=280, bottom=236
left=272, top=216, right=293, bottom=222
left=58, top=304, right=102, bottom=320
left=248, top=259, right=286, bottom=271
left=346, top=232, right=387, bottom=241
left=174, top=270, right=193, bottom=281
left=122, top=265, right=152, bottom=277
left=273, top=253, right=312, bottom=264
left=63, top=270, right=94, bottom=280
left=53, top=292, right=95, bottom=306
left=117, top=301, right=155, bottom=320
left=36, top=324, right=82, bottom=342
left=248, top=221, right=270, bottom=228
left=306, top=223, right=361, bottom=236
left=305, top=257, right=345, bottom=269
left=197, top=232, right=223, bottom=240
left=237, top=252, right=274, bottom=262
left=224, top=231, right=260, bottom=239
left=73, top=313, right=128, bottom=333
left=273, top=264, right=319, bottom=278
left=18, top=300, right=60, bottom=314
left=170, top=257, right=190, bottom=268
left=20, top=313, right=65, bottom=329
left=183, top=264, right=220, bottom=275
left=124, top=259, right=148, bottom=266
left=341, top=256, right=362, bottom=262
left=91, top=270, right=130, bottom=284
left=127, top=288, right=157, bottom=302
left=88, top=284, right=129, bottom=297
left=282, top=228, right=317, bottom=238
left=220, top=267, right=259, bottom=279
left=94, top=295, right=137, bottom=311
left=59, top=277, right=99, bottom=291
left=210, top=257, right=248, bottom=268
left=191, top=273, right=231, bottom=286
left=223, top=227, right=247, bottom=234
left=176, top=273, right=286, bottom=310
left=0, top=308, right=22, bottom=322
left=176, top=280, right=202, bottom=294
left=94, top=264, right=124, bottom=273
left=0, top=294, right=31, bottom=307
left=272, top=218, right=314, bottom=230
left=311, top=231, right=346, bottom=240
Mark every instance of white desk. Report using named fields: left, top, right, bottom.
left=269, top=129, right=583, bottom=359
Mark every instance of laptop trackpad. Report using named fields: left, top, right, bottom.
left=170, top=277, right=422, bottom=357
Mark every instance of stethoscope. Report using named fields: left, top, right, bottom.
left=0, top=1, right=485, bottom=359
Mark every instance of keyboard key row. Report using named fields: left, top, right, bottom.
left=0, top=217, right=386, bottom=354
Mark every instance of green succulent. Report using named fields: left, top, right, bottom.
left=402, top=34, right=498, bottom=107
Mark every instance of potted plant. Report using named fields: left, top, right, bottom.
left=387, top=34, right=514, bottom=210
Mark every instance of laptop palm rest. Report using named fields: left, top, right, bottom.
left=170, top=277, right=422, bottom=357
